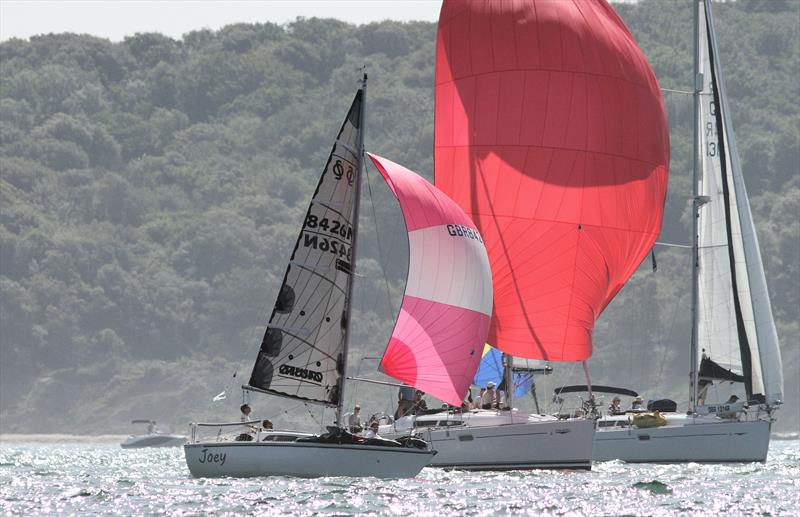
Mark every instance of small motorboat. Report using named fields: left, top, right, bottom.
left=121, top=420, right=186, bottom=449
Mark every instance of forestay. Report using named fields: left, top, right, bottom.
left=248, top=91, right=363, bottom=406
left=369, top=153, right=492, bottom=407
left=434, top=0, right=669, bottom=362
left=695, top=0, right=782, bottom=404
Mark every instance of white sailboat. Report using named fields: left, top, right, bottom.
left=388, top=0, right=671, bottom=471
left=381, top=347, right=594, bottom=470
left=593, top=0, right=784, bottom=463
left=120, top=420, right=186, bottom=449
left=184, top=75, right=496, bottom=478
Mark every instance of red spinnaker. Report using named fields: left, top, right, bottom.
left=434, top=0, right=669, bottom=361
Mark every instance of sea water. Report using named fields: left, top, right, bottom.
left=1, top=439, right=797, bottom=516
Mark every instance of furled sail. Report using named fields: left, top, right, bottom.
left=695, top=0, right=783, bottom=404
left=434, top=0, right=669, bottom=362
left=369, top=153, right=492, bottom=407
left=248, top=90, right=363, bottom=406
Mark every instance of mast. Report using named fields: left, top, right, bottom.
left=503, top=353, right=513, bottom=410
left=689, top=0, right=702, bottom=412
left=336, top=73, right=367, bottom=427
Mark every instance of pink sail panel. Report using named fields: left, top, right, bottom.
left=368, top=153, right=492, bottom=406
left=434, top=0, right=669, bottom=362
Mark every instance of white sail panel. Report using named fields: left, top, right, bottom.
left=406, top=226, right=493, bottom=316
left=697, top=2, right=741, bottom=378
left=248, top=91, right=363, bottom=406
left=696, top=1, right=782, bottom=404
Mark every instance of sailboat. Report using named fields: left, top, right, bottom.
left=592, top=0, right=784, bottom=463
left=380, top=0, right=669, bottom=471
left=120, top=420, right=186, bottom=449
left=184, top=76, right=494, bottom=478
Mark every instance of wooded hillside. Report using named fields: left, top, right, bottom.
left=1, top=0, right=797, bottom=434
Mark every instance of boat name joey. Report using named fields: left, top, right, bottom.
left=198, top=449, right=226, bottom=466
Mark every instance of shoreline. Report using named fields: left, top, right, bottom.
left=2, top=432, right=797, bottom=443
left=0, top=434, right=129, bottom=443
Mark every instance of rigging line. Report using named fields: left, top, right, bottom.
left=655, top=290, right=688, bottom=396
left=364, top=160, right=397, bottom=317
left=303, top=403, right=322, bottom=431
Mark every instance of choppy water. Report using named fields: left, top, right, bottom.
left=1, top=439, right=798, bottom=516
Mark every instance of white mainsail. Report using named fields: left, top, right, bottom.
left=695, top=0, right=782, bottom=405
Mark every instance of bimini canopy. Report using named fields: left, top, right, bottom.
left=434, top=0, right=669, bottom=362
left=369, top=153, right=493, bottom=407
left=553, top=385, right=639, bottom=398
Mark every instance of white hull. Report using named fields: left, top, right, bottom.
left=382, top=410, right=595, bottom=470
left=184, top=441, right=435, bottom=478
left=593, top=414, right=771, bottom=462
left=120, top=434, right=186, bottom=449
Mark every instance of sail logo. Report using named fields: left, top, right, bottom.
left=278, top=364, right=323, bottom=385
left=446, top=224, right=484, bottom=244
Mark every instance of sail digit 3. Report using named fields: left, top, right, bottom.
left=434, top=0, right=670, bottom=362
left=368, top=153, right=493, bottom=407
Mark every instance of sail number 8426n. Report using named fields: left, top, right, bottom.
left=305, top=215, right=353, bottom=241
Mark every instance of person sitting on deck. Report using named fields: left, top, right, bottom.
left=412, top=390, right=428, bottom=414
left=497, top=389, right=508, bottom=409
left=609, top=397, right=623, bottom=415
left=481, top=382, right=497, bottom=409
left=474, top=388, right=486, bottom=409
left=348, top=405, right=363, bottom=433
left=364, top=421, right=381, bottom=439
left=630, top=396, right=645, bottom=411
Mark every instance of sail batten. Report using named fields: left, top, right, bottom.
left=369, top=153, right=493, bottom=407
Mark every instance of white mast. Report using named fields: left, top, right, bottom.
left=689, top=0, right=702, bottom=412
left=336, top=73, right=367, bottom=427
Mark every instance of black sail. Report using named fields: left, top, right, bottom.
left=248, top=90, right=362, bottom=406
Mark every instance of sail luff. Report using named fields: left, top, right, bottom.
left=336, top=74, right=368, bottom=426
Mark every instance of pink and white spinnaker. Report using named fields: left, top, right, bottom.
left=368, top=153, right=493, bottom=407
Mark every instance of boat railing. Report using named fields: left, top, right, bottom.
left=552, top=394, right=596, bottom=419
left=189, top=420, right=266, bottom=444
left=188, top=421, right=317, bottom=444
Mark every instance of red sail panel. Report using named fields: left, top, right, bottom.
left=368, top=153, right=493, bottom=406
left=434, top=0, right=669, bottom=361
